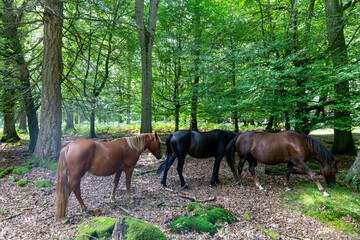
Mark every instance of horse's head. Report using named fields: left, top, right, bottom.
left=321, top=158, right=339, bottom=188
left=148, top=132, right=163, bottom=160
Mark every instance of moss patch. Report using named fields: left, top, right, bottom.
left=282, top=182, right=360, bottom=237
left=120, top=216, right=167, bottom=240
left=168, top=202, right=237, bottom=234
left=34, top=180, right=52, bottom=190
left=77, top=217, right=117, bottom=240
left=0, top=167, right=16, bottom=178
left=16, top=180, right=31, bottom=187
left=12, top=167, right=30, bottom=175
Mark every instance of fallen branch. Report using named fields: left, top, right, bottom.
left=118, top=206, right=141, bottom=219
left=179, top=194, right=216, bottom=203
left=61, top=226, right=78, bottom=231
left=0, top=212, right=21, bottom=221
left=135, top=168, right=157, bottom=176
left=37, top=214, right=53, bottom=221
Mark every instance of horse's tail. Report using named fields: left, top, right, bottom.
left=157, top=133, right=173, bottom=175
left=225, top=135, right=239, bottom=179
left=55, top=147, right=70, bottom=220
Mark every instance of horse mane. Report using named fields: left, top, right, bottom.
left=125, top=133, right=154, bottom=152
left=290, top=130, right=335, bottom=165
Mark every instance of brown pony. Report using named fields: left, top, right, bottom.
left=55, top=133, right=162, bottom=220
left=225, top=130, right=338, bottom=196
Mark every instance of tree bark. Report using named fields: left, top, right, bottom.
left=324, top=0, right=356, bottom=155
left=346, top=151, right=360, bottom=191
left=35, top=0, right=63, bottom=159
left=135, top=0, right=159, bottom=133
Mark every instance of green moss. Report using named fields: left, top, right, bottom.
left=186, top=202, right=202, bottom=212
left=169, top=215, right=217, bottom=234
left=282, top=182, right=360, bottom=237
left=0, top=167, right=16, bottom=178
left=257, top=225, right=280, bottom=239
left=12, top=167, right=29, bottom=175
left=120, top=216, right=167, bottom=240
left=205, top=208, right=237, bottom=224
left=77, top=217, right=117, bottom=240
left=16, top=180, right=31, bottom=187
left=34, top=180, right=52, bottom=190
left=243, top=211, right=252, bottom=221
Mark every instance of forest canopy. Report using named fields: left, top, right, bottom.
left=0, top=0, right=359, bottom=156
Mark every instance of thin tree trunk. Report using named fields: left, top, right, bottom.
left=135, top=0, right=159, bottom=133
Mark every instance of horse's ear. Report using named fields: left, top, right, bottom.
left=154, top=132, right=158, bottom=139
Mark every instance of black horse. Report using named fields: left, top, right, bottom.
left=157, top=129, right=237, bottom=188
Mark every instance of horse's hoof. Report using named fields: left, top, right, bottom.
left=238, top=184, right=245, bottom=189
left=285, top=187, right=291, bottom=192
left=323, top=191, right=330, bottom=197
left=161, top=183, right=167, bottom=188
left=215, top=180, right=221, bottom=184
left=258, top=185, right=264, bottom=190
left=211, top=183, right=217, bottom=188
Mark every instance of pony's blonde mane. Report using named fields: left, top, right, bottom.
left=125, top=133, right=155, bottom=152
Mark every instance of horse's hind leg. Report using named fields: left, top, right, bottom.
left=237, top=156, right=247, bottom=189
left=210, top=155, right=223, bottom=187
left=177, top=157, right=188, bottom=189
left=248, top=157, right=263, bottom=190
left=284, top=162, right=294, bottom=192
left=161, top=155, right=176, bottom=187
left=110, top=171, right=122, bottom=202
left=68, top=178, right=88, bottom=213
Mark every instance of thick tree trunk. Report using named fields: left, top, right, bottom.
left=324, top=0, right=356, bottom=155
left=135, top=0, right=159, bottom=133
left=35, top=0, right=63, bottom=159
left=1, top=81, right=20, bottom=142
left=346, top=151, right=360, bottom=191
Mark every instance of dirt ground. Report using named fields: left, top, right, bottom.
left=0, top=133, right=358, bottom=240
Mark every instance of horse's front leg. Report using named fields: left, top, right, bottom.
left=161, top=155, right=176, bottom=188
left=110, top=171, right=122, bottom=202
left=294, top=159, right=329, bottom=196
left=210, top=155, right=223, bottom=187
left=284, top=162, right=294, bottom=192
left=125, top=168, right=135, bottom=204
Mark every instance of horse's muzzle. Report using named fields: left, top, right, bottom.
left=156, top=154, right=163, bottom=160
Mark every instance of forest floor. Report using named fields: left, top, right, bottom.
left=0, top=132, right=359, bottom=240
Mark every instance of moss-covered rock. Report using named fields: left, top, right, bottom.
left=12, top=167, right=29, bottom=175
left=117, top=216, right=167, bottom=240
left=169, top=215, right=217, bottom=234
left=168, top=203, right=237, bottom=235
left=34, top=180, right=52, bottom=190
left=77, top=217, right=117, bottom=240
left=16, top=179, right=31, bottom=187
left=186, top=202, right=202, bottom=212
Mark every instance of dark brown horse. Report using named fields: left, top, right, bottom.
left=56, top=133, right=162, bottom=220
left=225, top=130, right=338, bottom=196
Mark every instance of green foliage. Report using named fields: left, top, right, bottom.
left=77, top=217, right=117, bottom=240
left=12, top=167, right=29, bottom=175
left=34, top=180, right=52, bottom=190
left=186, top=202, right=202, bottom=212
left=282, top=182, right=360, bottom=237
left=169, top=215, right=217, bottom=234
left=257, top=225, right=280, bottom=240
left=205, top=208, right=237, bottom=225
left=0, top=167, right=15, bottom=178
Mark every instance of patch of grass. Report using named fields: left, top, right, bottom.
left=23, top=158, right=58, bottom=171
left=16, top=179, right=31, bottom=187
left=282, top=182, right=360, bottom=237
left=12, top=167, right=29, bottom=175
left=257, top=225, right=280, bottom=239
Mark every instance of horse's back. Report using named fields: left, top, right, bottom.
left=237, top=131, right=309, bottom=164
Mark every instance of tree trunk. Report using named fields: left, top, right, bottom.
left=35, top=0, right=63, bottom=159
left=324, top=0, right=356, bottom=155
left=135, top=0, right=159, bottom=133
left=18, top=103, right=27, bottom=132
left=65, top=105, right=75, bottom=132
left=89, top=100, right=97, bottom=138
left=346, top=151, right=360, bottom=191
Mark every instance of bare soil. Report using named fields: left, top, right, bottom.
left=0, top=133, right=358, bottom=240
